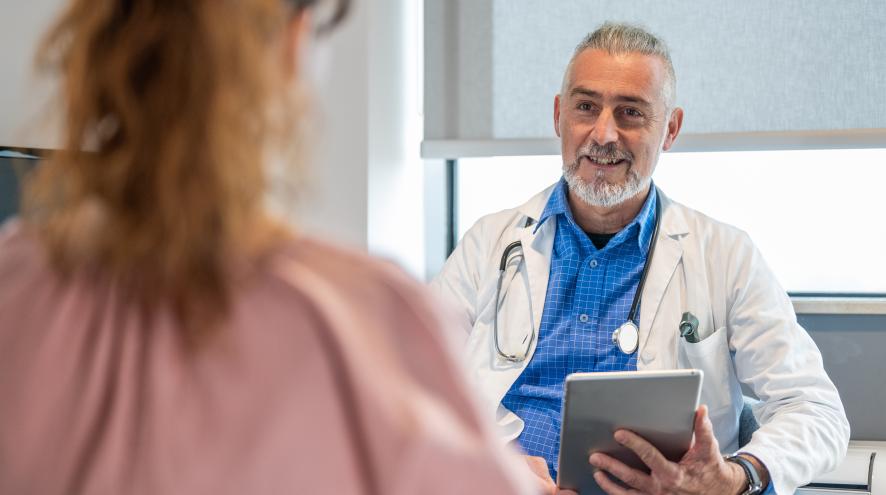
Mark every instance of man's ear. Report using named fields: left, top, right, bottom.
left=554, top=94, right=562, bottom=138
left=661, top=107, right=684, bottom=151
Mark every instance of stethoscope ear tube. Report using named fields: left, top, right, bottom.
left=493, top=240, right=534, bottom=362
left=499, top=241, right=522, bottom=271
left=493, top=265, right=519, bottom=362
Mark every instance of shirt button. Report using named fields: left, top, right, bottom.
left=589, top=259, right=598, bottom=268
left=579, top=314, right=589, bottom=323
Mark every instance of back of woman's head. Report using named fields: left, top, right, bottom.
left=24, top=0, right=348, bottom=341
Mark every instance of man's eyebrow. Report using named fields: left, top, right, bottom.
left=569, top=87, right=652, bottom=107
left=569, top=88, right=600, bottom=99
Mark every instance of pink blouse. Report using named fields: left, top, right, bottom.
left=0, top=221, right=534, bottom=495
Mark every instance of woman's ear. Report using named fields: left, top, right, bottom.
left=282, top=9, right=312, bottom=79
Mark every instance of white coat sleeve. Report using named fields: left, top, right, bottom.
left=725, top=232, right=850, bottom=494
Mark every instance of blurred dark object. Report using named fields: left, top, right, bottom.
left=0, top=147, right=42, bottom=224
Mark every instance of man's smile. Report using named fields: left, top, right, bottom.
left=581, top=155, right=630, bottom=169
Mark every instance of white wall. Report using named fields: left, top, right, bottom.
left=295, top=0, right=426, bottom=277
left=366, top=0, right=426, bottom=278
left=0, top=0, right=60, bottom=149
left=0, top=0, right=428, bottom=278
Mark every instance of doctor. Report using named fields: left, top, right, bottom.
left=432, top=22, right=849, bottom=495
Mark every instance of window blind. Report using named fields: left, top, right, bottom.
left=423, top=0, right=886, bottom=157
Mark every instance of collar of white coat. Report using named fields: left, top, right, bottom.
left=516, top=181, right=691, bottom=238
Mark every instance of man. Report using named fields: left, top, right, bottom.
left=432, top=22, right=849, bottom=495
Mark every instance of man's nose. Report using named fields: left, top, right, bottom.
left=590, top=110, right=619, bottom=146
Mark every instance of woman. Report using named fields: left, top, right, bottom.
left=0, top=0, right=534, bottom=493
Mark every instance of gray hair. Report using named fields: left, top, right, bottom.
left=562, top=22, right=677, bottom=109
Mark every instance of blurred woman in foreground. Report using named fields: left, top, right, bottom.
left=0, top=0, right=533, bottom=493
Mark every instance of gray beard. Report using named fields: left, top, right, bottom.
left=562, top=159, right=651, bottom=208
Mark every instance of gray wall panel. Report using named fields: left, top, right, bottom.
left=427, top=0, right=886, bottom=140
left=800, top=313, right=886, bottom=441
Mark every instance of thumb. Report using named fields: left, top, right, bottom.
left=692, top=405, right=719, bottom=453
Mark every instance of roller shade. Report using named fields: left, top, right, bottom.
left=423, top=0, right=886, bottom=157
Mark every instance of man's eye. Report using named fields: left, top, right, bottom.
left=623, top=108, right=643, bottom=117
left=577, top=102, right=593, bottom=111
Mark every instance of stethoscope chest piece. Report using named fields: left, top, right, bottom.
left=611, top=321, right=639, bottom=355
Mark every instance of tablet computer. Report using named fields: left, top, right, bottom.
left=557, top=369, right=703, bottom=494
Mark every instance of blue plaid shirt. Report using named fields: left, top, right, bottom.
left=501, top=178, right=658, bottom=479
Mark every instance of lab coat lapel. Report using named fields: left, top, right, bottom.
left=512, top=182, right=558, bottom=353
left=519, top=217, right=555, bottom=349
left=638, top=190, right=687, bottom=363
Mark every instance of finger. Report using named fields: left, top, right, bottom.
left=593, top=470, right=642, bottom=495
left=522, top=456, right=557, bottom=494
left=614, top=429, right=678, bottom=477
left=589, top=453, right=654, bottom=493
left=534, top=475, right=557, bottom=495
left=524, top=455, right=552, bottom=478
left=690, top=405, right=720, bottom=455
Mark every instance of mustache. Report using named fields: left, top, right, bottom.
left=577, top=143, right=633, bottom=163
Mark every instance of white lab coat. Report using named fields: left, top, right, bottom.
left=431, top=183, right=849, bottom=494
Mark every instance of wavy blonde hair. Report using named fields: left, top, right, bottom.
left=24, top=0, right=348, bottom=341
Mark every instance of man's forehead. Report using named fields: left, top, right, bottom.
left=566, top=48, right=668, bottom=101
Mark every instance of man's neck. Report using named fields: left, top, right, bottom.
left=566, top=185, right=651, bottom=235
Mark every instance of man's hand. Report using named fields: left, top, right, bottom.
left=587, top=405, right=748, bottom=495
left=521, top=456, right=578, bottom=495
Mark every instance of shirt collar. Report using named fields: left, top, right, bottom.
left=634, top=185, right=658, bottom=255
left=535, top=177, right=659, bottom=254
left=535, top=178, right=572, bottom=232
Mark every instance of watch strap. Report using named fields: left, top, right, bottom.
left=725, top=454, right=764, bottom=495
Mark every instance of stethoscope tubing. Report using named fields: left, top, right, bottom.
left=625, top=194, right=662, bottom=326
left=492, top=193, right=661, bottom=362
left=494, top=241, right=528, bottom=362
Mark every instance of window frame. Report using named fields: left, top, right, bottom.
left=442, top=153, right=886, bottom=313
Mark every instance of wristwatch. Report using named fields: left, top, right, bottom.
left=725, top=454, right=765, bottom=495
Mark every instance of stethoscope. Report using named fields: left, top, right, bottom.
left=493, top=197, right=662, bottom=362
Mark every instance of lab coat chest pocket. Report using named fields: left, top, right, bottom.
left=678, top=326, right=738, bottom=417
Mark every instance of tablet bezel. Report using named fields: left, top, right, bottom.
left=556, top=369, right=703, bottom=494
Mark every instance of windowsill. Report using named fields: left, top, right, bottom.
left=791, top=296, right=886, bottom=315
left=421, top=130, right=886, bottom=158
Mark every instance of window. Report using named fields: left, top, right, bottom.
left=455, top=149, right=886, bottom=294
